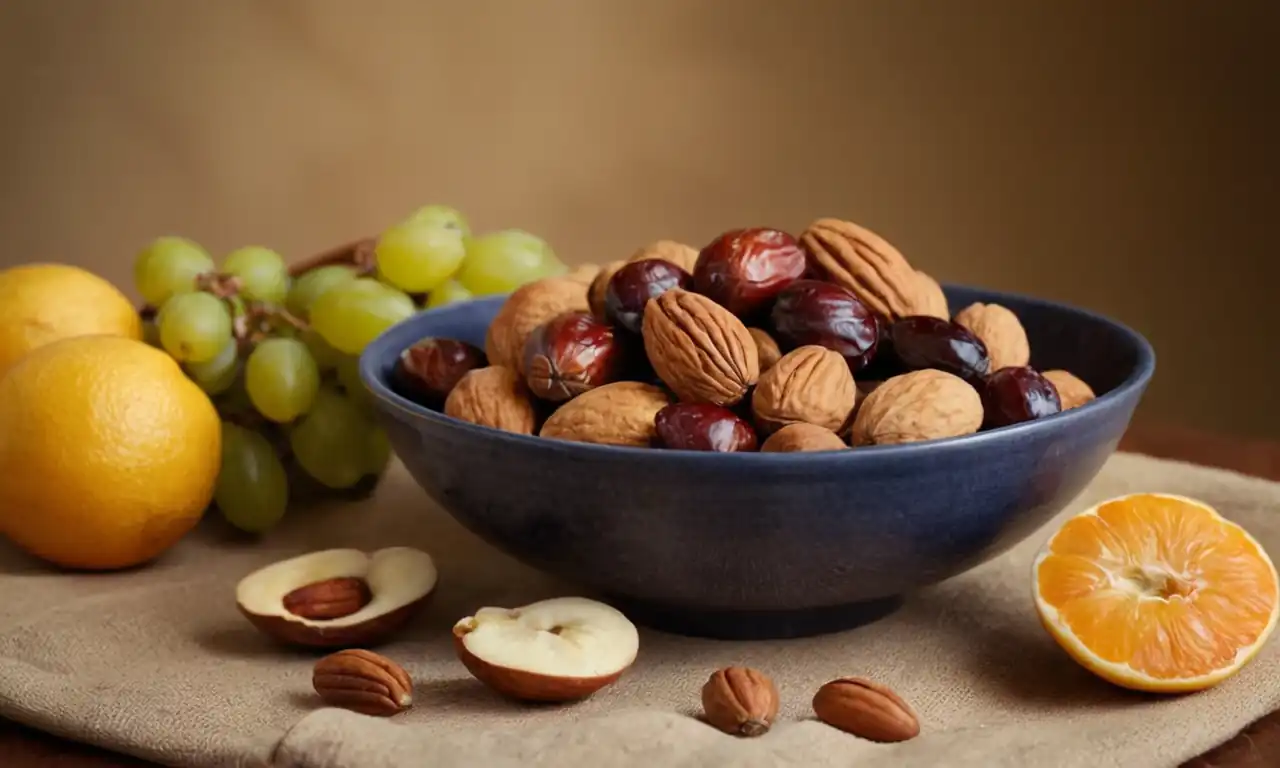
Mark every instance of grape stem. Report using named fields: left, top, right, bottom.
left=351, top=237, right=379, bottom=277
left=197, top=271, right=244, bottom=299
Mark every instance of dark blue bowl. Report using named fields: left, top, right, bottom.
left=359, top=285, right=1155, bottom=640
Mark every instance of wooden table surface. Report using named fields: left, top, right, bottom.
left=3, top=420, right=1278, bottom=767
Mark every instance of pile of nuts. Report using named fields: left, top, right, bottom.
left=392, top=218, right=1098, bottom=452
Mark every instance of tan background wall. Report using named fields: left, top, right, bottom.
left=0, top=0, right=1275, bottom=436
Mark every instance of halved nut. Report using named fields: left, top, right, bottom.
left=236, top=547, right=437, bottom=648
left=452, top=596, right=639, bottom=703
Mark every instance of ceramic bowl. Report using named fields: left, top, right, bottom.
left=359, top=285, right=1155, bottom=640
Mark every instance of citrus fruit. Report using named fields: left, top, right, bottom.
left=0, top=263, right=143, bottom=376
left=0, top=335, right=222, bottom=570
left=1032, top=492, right=1279, bottom=693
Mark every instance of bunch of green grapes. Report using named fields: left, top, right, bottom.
left=131, top=204, right=568, bottom=535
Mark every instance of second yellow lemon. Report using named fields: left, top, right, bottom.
left=0, top=263, right=142, bottom=376
left=0, top=335, right=222, bottom=570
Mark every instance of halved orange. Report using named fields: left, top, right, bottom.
left=1032, top=492, right=1278, bottom=693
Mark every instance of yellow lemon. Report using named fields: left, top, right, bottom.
left=0, top=263, right=143, bottom=376
left=0, top=335, right=221, bottom=570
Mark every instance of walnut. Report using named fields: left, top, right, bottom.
left=954, top=302, right=1030, bottom=371
left=1043, top=369, right=1096, bottom=410
left=761, top=423, right=847, bottom=453
left=626, top=239, right=701, bottom=274
left=641, top=288, right=760, bottom=406
left=751, top=346, right=856, bottom=435
left=850, top=369, right=983, bottom=446
left=443, top=366, right=539, bottom=435
left=747, top=328, right=783, bottom=372
left=587, top=260, right=626, bottom=321
left=539, top=381, right=672, bottom=447
left=484, top=278, right=589, bottom=374
left=799, top=218, right=946, bottom=320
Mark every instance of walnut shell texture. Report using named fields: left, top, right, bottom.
left=484, top=278, right=590, bottom=374
left=761, top=423, right=847, bottom=453
left=1043, top=369, right=1097, bottom=410
left=799, top=218, right=946, bottom=320
left=444, top=366, right=539, bottom=435
left=701, top=666, right=780, bottom=738
left=751, top=345, right=856, bottom=435
left=850, top=369, right=983, bottom=446
left=954, top=302, right=1030, bottom=372
left=588, top=260, right=627, bottom=321
left=641, top=288, right=760, bottom=406
left=539, top=381, right=672, bottom=447
left=747, top=327, right=783, bottom=372
left=627, top=239, right=701, bottom=274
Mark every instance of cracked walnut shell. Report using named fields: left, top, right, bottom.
left=484, top=278, right=589, bottom=374
left=539, top=381, right=672, bottom=447
left=800, top=218, right=946, bottom=321
left=850, top=369, right=983, bottom=446
left=954, top=302, right=1030, bottom=372
left=641, top=288, right=760, bottom=406
left=751, top=345, right=856, bottom=435
left=444, top=366, right=539, bottom=435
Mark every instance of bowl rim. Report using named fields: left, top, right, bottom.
left=358, top=281, right=1156, bottom=464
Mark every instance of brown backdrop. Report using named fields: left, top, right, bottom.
left=1, top=0, right=1275, bottom=437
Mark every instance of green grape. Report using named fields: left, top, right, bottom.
left=455, top=229, right=567, bottom=295
left=290, top=388, right=379, bottom=489
left=286, top=264, right=357, bottom=320
left=244, top=337, right=320, bottom=423
left=309, top=278, right=417, bottom=355
left=134, top=236, right=215, bottom=307
left=222, top=246, right=289, bottom=304
left=336, top=355, right=373, bottom=410
left=157, top=292, right=233, bottom=363
left=215, top=422, right=289, bottom=534
left=301, top=328, right=344, bottom=371
left=401, top=204, right=470, bottom=235
left=375, top=220, right=467, bottom=294
left=185, top=338, right=240, bottom=395
left=424, top=279, right=473, bottom=309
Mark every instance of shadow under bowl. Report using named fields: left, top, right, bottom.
left=359, top=284, right=1155, bottom=640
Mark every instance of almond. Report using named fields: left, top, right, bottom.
left=641, top=288, right=760, bottom=406
left=1043, top=369, right=1096, bottom=410
left=484, top=278, right=589, bottom=373
left=312, top=649, right=414, bottom=717
left=812, top=677, right=920, bottom=742
left=444, top=366, right=539, bottom=435
left=850, top=369, right=983, bottom=446
left=954, top=302, right=1030, bottom=371
left=701, top=666, right=780, bottom=737
left=539, top=381, right=672, bottom=447
left=282, top=577, right=372, bottom=620
left=751, top=345, right=856, bottom=435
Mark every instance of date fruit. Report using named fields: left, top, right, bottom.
left=392, top=337, right=488, bottom=409
left=693, top=228, right=807, bottom=320
left=654, top=403, right=758, bottom=452
left=980, top=366, right=1062, bottom=429
left=888, top=316, right=990, bottom=384
left=604, top=259, right=693, bottom=334
left=523, top=312, right=627, bottom=402
left=769, top=280, right=881, bottom=372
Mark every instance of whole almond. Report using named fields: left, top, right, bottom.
left=484, top=278, right=590, bottom=373
left=1043, top=369, right=1096, bottom=410
left=313, top=649, right=414, bottom=717
left=283, top=577, right=372, bottom=620
left=539, top=381, right=672, bottom=447
left=760, top=423, right=847, bottom=453
left=850, top=369, right=983, bottom=446
left=444, top=366, right=539, bottom=435
left=812, top=677, right=919, bottom=742
left=954, top=302, right=1030, bottom=372
left=751, top=345, right=856, bottom=435
left=800, top=219, right=945, bottom=321
left=701, top=666, right=780, bottom=737
left=747, top=328, right=783, bottom=372
left=641, top=288, right=760, bottom=406
left=627, top=239, right=701, bottom=274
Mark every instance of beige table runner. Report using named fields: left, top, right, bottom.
left=1, top=451, right=1276, bottom=768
